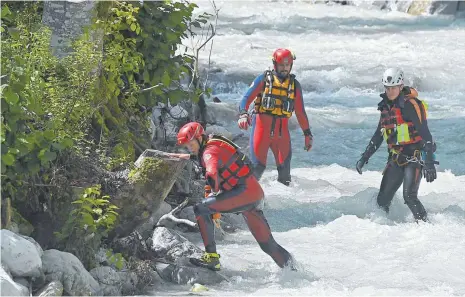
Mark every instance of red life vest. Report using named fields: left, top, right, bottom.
left=203, top=135, right=252, bottom=191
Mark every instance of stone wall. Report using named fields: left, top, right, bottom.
left=41, top=0, right=96, bottom=58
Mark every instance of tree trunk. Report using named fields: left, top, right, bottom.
left=42, top=0, right=97, bottom=58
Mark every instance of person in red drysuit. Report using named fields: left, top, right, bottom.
left=238, top=48, right=313, bottom=186
left=175, top=121, right=296, bottom=271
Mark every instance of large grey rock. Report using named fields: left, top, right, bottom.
left=203, top=102, right=238, bottom=126
left=0, top=265, right=29, bottom=296
left=19, top=234, right=44, bottom=257
left=90, top=266, right=138, bottom=296
left=12, top=277, right=29, bottom=289
left=189, top=180, right=206, bottom=204
left=149, top=227, right=203, bottom=262
left=205, top=125, right=233, bottom=140
left=126, top=258, right=162, bottom=293
left=35, top=280, right=64, bottom=297
left=111, top=231, right=154, bottom=261
left=155, top=257, right=227, bottom=285
left=41, top=249, right=100, bottom=296
left=109, top=149, right=188, bottom=238
left=0, top=229, right=42, bottom=278
left=135, top=201, right=172, bottom=239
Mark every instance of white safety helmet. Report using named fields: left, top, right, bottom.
left=382, top=67, right=404, bottom=86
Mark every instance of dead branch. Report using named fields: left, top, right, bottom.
left=204, top=0, right=219, bottom=91
left=140, top=83, right=163, bottom=93
left=156, top=198, right=196, bottom=228
left=187, top=0, right=220, bottom=92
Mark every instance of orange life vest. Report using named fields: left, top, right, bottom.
left=253, top=70, right=296, bottom=118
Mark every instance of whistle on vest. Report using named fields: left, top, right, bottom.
left=204, top=185, right=222, bottom=224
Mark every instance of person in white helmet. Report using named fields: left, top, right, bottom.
left=356, top=68, right=438, bottom=222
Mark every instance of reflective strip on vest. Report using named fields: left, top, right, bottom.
left=397, top=123, right=411, bottom=143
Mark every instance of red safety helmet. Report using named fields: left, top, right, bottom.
left=177, top=122, right=204, bottom=145
left=272, top=48, right=296, bottom=65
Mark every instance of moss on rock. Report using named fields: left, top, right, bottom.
left=110, top=153, right=187, bottom=238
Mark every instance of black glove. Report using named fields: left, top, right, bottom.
left=422, top=141, right=439, bottom=183
left=303, top=129, right=313, bottom=151
left=423, top=161, right=437, bottom=182
left=356, top=141, right=378, bottom=175
left=356, top=156, right=368, bottom=175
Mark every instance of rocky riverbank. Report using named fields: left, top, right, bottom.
left=1, top=100, right=252, bottom=296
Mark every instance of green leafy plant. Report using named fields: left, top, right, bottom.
left=135, top=1, right=200, bottom=106
left=55, top=185, right=119, bottom=269
left=1, top=0, right=216, bottom=269
left=1, top=3, right=74, bottom=201
left=106, top=249, right=125, bottom=271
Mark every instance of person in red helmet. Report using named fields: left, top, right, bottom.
left=238, top=48, right=313, bottom=186
left=175, top=121, right=295, bottom=271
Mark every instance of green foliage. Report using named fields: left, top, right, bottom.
left=1, top=0, right=212, bottom=192
left=135, top=1, right=200, bottom=106
left=1, top=0, right=214, bottom=267
left=91, top=1, right=146, bottom=169
left=106, top=249, right=125, bottom=271
left=1, top=3, right=75, bottom=200
left=128, top=157, right=168, bottom=185
left=97, top=1, right=143, bottom=110
left=92, top=0, right=214, bottom=169
left=55, top=185, right=119, bottom=269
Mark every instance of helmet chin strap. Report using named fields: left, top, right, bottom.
left=196, top=135, right=207, bottom=154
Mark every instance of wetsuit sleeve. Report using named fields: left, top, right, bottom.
left=403, top=100, right=433, bottom=142
left=239, top=73, right=265, bottom=114
left=202, top=146, right=221, bottom=193
left=370, top=117, right=384, bottom=148
left=363, top=115, right=384, bottom=159
left=294, top=80, right=310, bottom=131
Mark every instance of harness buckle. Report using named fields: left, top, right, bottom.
left=392, top=150, right=422, bottom=166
